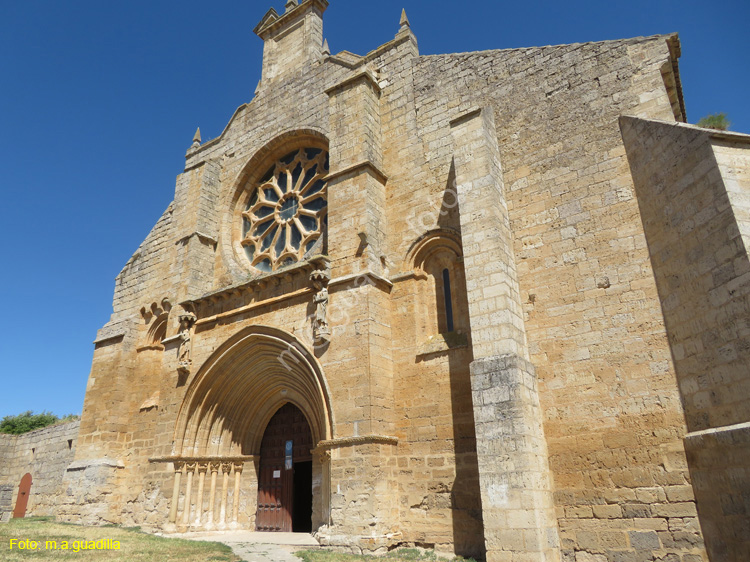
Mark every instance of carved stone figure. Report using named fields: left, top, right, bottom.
left=310, top=269, right=331, bottom=344
left=177, top=313, right=197, bottom=374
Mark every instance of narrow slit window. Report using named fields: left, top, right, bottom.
left=442, top=268, right=454, bottom=333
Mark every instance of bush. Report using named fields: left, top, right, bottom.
left=697, top=113, right=730, bottom=131
left=0, top=411, right=79, bottom=435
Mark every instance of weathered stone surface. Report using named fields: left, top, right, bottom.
left=7, top=3, right=750, bottom=561
left=622, top=116, right=750, bottom=561
left=0, top=422, right=79, bottom=520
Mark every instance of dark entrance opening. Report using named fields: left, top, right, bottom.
left=256, top=403, right=313, bottom=532
left=292, top=461, right=313, bottom=532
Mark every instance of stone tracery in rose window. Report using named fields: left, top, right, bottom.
left=241, top=148, right=329, bottom=272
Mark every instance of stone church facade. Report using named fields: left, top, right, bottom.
left=4, top=1, right=750, bottom=561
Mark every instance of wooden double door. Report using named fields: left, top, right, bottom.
left=256, top=403, right=313, bottom=532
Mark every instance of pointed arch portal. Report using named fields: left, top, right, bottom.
left=166, top=326, right=333, bottom=532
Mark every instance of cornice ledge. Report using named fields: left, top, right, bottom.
left=449, top=107, right=483, bottom=128
left=194, top=286, right=313, bottom=327
left=254, top=0, right=329, bottom=38
left=184, top=255, right=329, bottom=308
left=149, top=455, right=257, bottom=463
left=326, top=160, right=388, bottom=185
left=416, top=331, right=469, bottom=358
left=94, top=317, right=131, bottom=345
left=390, top=270, right=420, bottom=283
left=136, top=344, right=164, bottom=353
left=161, top=334, right=182, bottom=345
left=67, top=458, right=124, bottom=471
left=684, top=420, right=750, bottom=441
left=325, top=69, right=381, bottom=96
left=93, top=332, right=125, bottom=345
left=329, top=270, right=393, bottom=293
left=708, top=128, right=750, bottom=144
left=176, top=231, right=218, bottom=247
left=314, top=435, right=399, bottom=450
left=362, top=30, right=417, bottom=64
left=325, top=50, right=364, bottom=70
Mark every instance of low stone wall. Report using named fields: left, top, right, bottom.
left=0, top=421, right=80, bottom=520
left=0, top=485, right=13, bottom=522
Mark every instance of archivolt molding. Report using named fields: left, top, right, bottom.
left=173, top=325, right=334, bottom=459
left=405, top=228, right=463, bottom=272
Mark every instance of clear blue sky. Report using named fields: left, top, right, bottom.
left=0, top=0, right=748, bottom=419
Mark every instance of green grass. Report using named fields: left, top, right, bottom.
left=296, top=547, right=477, bottom=562
left=0, top=518, right=239, bottom=561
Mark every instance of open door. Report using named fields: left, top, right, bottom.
left=12, top=473, right=32, bottom=519
left=256, top=403, right=313, bottom=532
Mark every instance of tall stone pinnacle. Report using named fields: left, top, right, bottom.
left=400, top=8, right=410, bottom=29
left=192, top=127, right=201, bottom=147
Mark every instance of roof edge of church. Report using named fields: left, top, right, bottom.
left=418, top=32, right=680, bottom=60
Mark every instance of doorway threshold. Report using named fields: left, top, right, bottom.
left=163, top=530, right=320, bottom=546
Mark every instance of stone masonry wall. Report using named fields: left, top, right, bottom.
left=69, top=9, right=712, bottom=561
left=398, top=37, right=705, bottom=561
left=111, top=204, right=174, bottom=320
left=0, top=422, right=79, bottom=520
left=621, top=116, right=750, bottom=562
left=0, top=434, right=15, bottom=522
left=0, top=434, right=14, bottom=482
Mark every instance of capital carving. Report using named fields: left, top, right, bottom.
left=314, top=448, right=332, bottom=464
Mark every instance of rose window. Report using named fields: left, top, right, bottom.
left=241, top=148, right=329, bottom=272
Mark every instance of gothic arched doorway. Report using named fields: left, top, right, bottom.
left=169, top=325, right=333, bottom=533
left=256, top=403, right=313, bottom=532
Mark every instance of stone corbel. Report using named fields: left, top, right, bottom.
left=140, top=298, right=172, bottom=323
left=313, top=448, right=332, bottom=464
